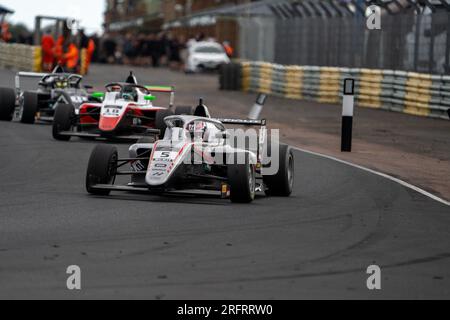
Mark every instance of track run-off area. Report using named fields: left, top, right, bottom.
left=0, top=65, right=449, bottom=299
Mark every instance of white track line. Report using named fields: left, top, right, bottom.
left=292, top=147, right=450, bottom=207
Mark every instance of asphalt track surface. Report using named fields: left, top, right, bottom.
left=1, top=67, right=450, bottom=299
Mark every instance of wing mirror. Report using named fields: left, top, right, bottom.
left=90, top=92, right=105, bottom=99
left=144, top=95, right=157, bottom=101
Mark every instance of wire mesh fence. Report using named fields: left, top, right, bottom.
left=239, top=12, right=450, bottom=75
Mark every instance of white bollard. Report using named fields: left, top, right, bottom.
left=342, top=79, right=355, bottom=152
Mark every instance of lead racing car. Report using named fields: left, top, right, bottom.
left=0, top=66, right=96, bottom=123
left=52, top=73, right=208, bottom=142
left=85, top=115, right=294, bottom=203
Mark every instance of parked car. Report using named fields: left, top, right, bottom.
left=185, top=41, right=230, bottom=73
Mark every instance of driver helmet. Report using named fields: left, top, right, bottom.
left=122, top=86, right=138, bottom=101
left=55, top=77, right=68, bottom=89
left=188, top=121, right=207, bottom=141
left=111, top=85, right=121, bottom=92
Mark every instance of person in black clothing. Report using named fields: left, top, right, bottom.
left=168, top=34, right=180, bottom=68
left=90, top=33, right=100, bottom=63
left=146, top=33, right=158, bottom=67
left=143, top=33, right=154, bottom=66
left=123, top=33, right=136, bottom=65
left=196, top=32, right=205, bottom=42
left=152, top=33, right=166, bottom=67
left=102, top=35, right=117, bottom=64
left=79, top=28, right=89, bottom=49
left=137, top=33, right=149, bottom=66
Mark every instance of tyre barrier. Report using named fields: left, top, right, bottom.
left=219, top=63, right=242, bottom=91
left=222, top=62, right=450, bottom=120
left=0, top=43, right=42, bottom=72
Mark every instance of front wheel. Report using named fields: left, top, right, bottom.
left=86, top=145, right=118, bottom=196
left=19, top=92, right=38, bottom=124
left=53, top=103, right=75, bottom=141
left=0, top=87, right=16, bottom=121
left=263, top=144, right=294, bottom=197
left=228, top=153, right=256, bottom=203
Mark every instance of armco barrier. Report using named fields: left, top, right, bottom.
left=225, top=62, right=450, bottom=120
left=0, top=43, right=42, bottom=72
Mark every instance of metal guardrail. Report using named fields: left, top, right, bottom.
left=220, top=62, right=450, bottom=120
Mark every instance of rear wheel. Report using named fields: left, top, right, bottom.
left=0, top=87, right=16, bottom=121
left=53, top=103, right=75, bottom=141
left=228, top=153, right=256, bottom=203
left=19, top=92, right=38, bottom=124
left=155, top=109, right=174, bottom=138
left=86, top=145, right=118, bottom=196
left=263, top=144, right=294, bottom=197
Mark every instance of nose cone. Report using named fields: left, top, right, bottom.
left=99, top=116, right=120, bottom=132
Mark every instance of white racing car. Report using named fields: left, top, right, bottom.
left=185, top=41, right=230, bottom=73
left=85, top=115, right=294, bottom=203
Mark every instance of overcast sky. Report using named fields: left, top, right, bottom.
left=1, top=0, right=105, bottom=34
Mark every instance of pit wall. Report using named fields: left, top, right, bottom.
left=221, top=62, right=450, bottom=120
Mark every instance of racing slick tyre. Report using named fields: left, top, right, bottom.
left=86, top=145, right=118, bottom=196
left=174, top=106, right=195, bottom=115
left=263, top=144, right=294, bottom=197
left=227, top=153, right=256, bottom=203
left=19, top=91, right=38, bottom=124
left=155, top=109, right=174, bottom=138
left=0, top=87, right=16, bottom=121
left=53, top=103, right=75, bottom=141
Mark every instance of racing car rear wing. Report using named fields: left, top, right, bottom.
left=145, top=85, right=174, bottom=93
left=15, top=72, right=48, bottom=92
left=145, top=86, right=175, bottom=107
left=216, top=118, right=267, bottom=126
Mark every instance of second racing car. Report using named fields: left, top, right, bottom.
left=52, top=72, right=209, bottom=142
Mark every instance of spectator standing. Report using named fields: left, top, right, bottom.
left=54, top=35, right=79, bottom=73
left=123, top=33, right=136, bottom=65
left=146, top=33, right=157, bottom=67
left=136, top=33, right=148, bottom=66
left=85, top=37, right=96, bottom=73
left=223, top=41, right=234, bottom=58
left=102, top=34, right=117, bottom=64
left=41, top=33, right=55, bottom=71
left=168, top=33, right=181, bottom=69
